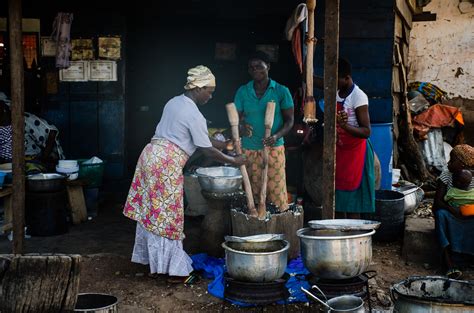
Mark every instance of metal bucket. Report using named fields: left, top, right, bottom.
left=74, top=293, right=118, bottom=313
left=391, top=276, right=474, bottom=312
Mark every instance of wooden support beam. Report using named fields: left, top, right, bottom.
left=322, top=0, right=340, bottom=219
left=8, top=0, right=25, bottom=254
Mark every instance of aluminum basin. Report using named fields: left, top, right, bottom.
left=195, top=166, right=242, bottom=193
left=222, top=240, right=289, bottom=282
left=297, top=227, right=374, bottom=280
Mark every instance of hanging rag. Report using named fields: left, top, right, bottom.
left=284, top=3, right=308, bottom=74
left=52, top=13, right=73, bottom=69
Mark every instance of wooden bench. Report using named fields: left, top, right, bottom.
left=65, top=179, right=88, bottom=225
left=1, top=179, right=89, bottom=234
left=0, top=187, right=13, bottom=233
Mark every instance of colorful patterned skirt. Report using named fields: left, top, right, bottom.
left=123, top=138, right=193, bottom=276
left=243, top=146, right=288, bottom=211
left=124, top=138, right=189, bottom=240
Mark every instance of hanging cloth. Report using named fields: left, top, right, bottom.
left=52, top=12, right=73, bottom=69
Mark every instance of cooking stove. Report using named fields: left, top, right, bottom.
left=223, top=273, right=290, bottom=307
left=306, top=271, right=376, bottom=311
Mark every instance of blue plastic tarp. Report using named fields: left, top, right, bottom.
left=191, top=253, right=311, bottom=307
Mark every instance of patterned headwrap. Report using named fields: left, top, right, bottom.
left=452, top=144, right=474, bottom=168
left=184, top=65, right=216, bottom=90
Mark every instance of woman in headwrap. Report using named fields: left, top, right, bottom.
left=433, top=144, right=474, bottom=279
left=123, top=65, right=245, bottom=283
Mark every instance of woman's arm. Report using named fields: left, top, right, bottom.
left=433, top=181, right=462, bottom=218
left=198, top=146, right=245, bottom=167
left=337, top=105, right=371, bottom=139
left=263, top=108, right=294, bottom=146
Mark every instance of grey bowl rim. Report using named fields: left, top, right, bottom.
left=195, top=166, right=242, bottom=179
left=297, top=227, right=375, bottom=240
left=222, top=240, right=290, bottom=256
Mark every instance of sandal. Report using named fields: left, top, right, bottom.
left=167, top=275, right=188, bottom=284
left=446, top=268, right=462, bottom=280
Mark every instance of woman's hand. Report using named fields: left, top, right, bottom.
left=263, top=135, right=277, bottom=147
left=232, top=154, right=247, bottom=167
left=336, top=110, right=348, bottom=128
left=239, top=123, right=253, bottom=137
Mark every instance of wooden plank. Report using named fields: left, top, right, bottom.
left=395, top=0, right=413, bottom=29
left=67, top=186, right=88, bottom=225
left=322, top=0, right=340, bottom=219
left=395, top=14, right=403, bottom=39
left=9, top=0, right=25, bottom=254
left=392, top=66, right=401, bottom=93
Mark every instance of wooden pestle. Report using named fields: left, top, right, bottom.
left=303, top=0, right=318, bottom=124
left=225, top=103, right=258, bottom=217
left=257, top=101, right=276, bottom=219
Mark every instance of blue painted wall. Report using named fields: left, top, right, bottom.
left=313, top=0, right=395, bottom=123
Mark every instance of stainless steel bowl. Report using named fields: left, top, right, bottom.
left=195, top=166, right=242, bottom=193
left=222, top=240, right=289, bottom=282
left=297, top=227, right=374, bottom=280
left=396, top=185, right=424, bottom=215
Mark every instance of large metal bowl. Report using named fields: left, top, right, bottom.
left=195, top=166, right=242, bottom=193
left=222, top=240, right=289, bottom=282
left=26, top=173, right=66, bottom=193
left=297, top=227, right=374, bottom=280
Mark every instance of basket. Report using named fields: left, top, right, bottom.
left=77, top=159, right=105, bottom=188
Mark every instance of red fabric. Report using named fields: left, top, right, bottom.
left=335, top=102, right=367, bottom=191
left=413, top=104, right=464, bottom=139
left=291, top=27, right=303, bottom=74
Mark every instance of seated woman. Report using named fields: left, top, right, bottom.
left=0, top=98, right=64, bottom=173
left=433, top=144, right=474, bottom=279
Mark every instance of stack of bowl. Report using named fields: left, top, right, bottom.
left=56, top=160, right=79, bottom=180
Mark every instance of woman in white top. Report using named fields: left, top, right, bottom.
left=123, top=66, right=245, bottom=283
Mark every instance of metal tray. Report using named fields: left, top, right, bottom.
left=308, top=219, right=381, bottom=231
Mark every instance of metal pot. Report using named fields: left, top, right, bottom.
left=222, top=240, right=289, bottom=282
left=195, top=166, right=242, bottom=193
left=75, top=293, right=118, bottom=313
left=26, top=173, right=66, bottom=193
left=396, top=185, right=424, bottom=214
left=297, top=227, right=374, bottom=280
left=391, top=276, right=474, bottom=312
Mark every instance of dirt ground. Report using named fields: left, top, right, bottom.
left=1, top=193, right=472, bottom=312
left=78, top=240, right=472, bottom=313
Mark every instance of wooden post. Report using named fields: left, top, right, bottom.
left=303, top=0, right=318, bottom=124
left=322, top=0, right=340, bottom=219
left=9, top=0, right=25, bottom=253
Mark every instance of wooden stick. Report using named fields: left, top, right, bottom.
left=321, top=0, right=340, bottom=219
left=225, top=103, right=257, bottom=217
left=9, top=0, right=25, bottom=254
left=258, top=101, right=276, bottom=219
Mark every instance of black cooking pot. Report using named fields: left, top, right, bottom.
left=26, top=173, right=66, bottom=192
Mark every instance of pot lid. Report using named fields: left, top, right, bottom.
left=308, top=219, right=381, bottom=231
left=224, top=234, right=285, bottom=243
